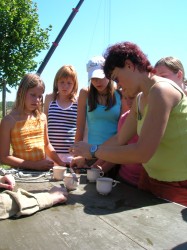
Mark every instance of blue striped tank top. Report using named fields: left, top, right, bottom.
left=48, top=100, right=78, bottom=154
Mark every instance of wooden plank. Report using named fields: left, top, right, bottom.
left=0, top=205, right=144, bottom=250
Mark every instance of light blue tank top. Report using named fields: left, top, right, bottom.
left=87, top=91, right=121, bottom=145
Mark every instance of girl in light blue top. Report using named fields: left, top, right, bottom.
left=72, top=56, right=121, bottom=169
left=87, top=90, right=121, bottom=144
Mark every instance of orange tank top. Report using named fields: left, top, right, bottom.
left=10, top=117, right=45, bottom=161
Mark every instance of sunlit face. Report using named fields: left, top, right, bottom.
left=57, top=77, right=75, bottom=97
left=111, top=64, right=136, bottom=98
left=25, top=86, right=44, bottom=112
left=91, top=77, right=109, bottom=93
left=155, top=65, right=180, bottom=84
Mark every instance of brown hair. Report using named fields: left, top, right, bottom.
left=88, top=80, right=121, bottom=112
left=103, top=41, right=153, bottom=79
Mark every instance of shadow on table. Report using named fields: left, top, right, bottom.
left=66, top=175, right=168, bottom=216
left=181, top=208, right=187, bottom=222
left=171, top=242, right=187, bottom=250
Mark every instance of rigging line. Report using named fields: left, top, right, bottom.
left=86, top=0, right=111, bottom=63
left=104, top=0, right=111, bottom=46
left=86, top=0, right=102, bottom=60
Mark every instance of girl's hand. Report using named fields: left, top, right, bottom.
left=34, top=159, right=54, bottom=170
left=0, top=174, right=15, bottom=190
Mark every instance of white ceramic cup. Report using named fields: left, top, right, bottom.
left=53, top=166, right=67, bottom=181
left=87, top=168, right=104, bottom=182
left=63, top=173, right=79, bottom=190
left=96, top=177, right=117, bottom=195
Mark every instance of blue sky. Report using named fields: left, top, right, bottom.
left=4, top=0, right=187, bottom=101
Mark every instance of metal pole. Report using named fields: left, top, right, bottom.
left=37, top=0, right=84, bottom=75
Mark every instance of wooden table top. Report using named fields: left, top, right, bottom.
left=0, top=173, right=187, bottom=250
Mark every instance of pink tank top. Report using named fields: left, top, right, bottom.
left=118, top=111, right=143, bottom=186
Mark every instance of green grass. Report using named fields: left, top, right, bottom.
left=0, top=164, right=11, bottom=170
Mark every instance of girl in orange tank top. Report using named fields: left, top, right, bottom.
left=0, top=73, right=65, bottom=170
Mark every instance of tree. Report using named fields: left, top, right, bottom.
left=0, top=0, right=52, bottom=116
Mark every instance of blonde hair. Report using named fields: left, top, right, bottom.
left=155, top=57, right=187, bottom=83
left=14, top=73, right=45, bottom=117
left=53, top=65, right=78, bottom=102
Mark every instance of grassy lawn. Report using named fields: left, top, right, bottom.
left=0, top=164, right=11, bottom=170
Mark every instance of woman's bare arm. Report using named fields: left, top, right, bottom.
left=72, top=82, right=181, bottom=164
left=75, top=88, right=88, bottom=142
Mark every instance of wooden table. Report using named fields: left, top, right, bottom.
left=0, top=174, right=187, bottom=250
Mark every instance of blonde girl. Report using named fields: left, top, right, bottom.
left=0, top=73, right=64, bottom=170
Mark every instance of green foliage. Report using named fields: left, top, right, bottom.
left=0, top=0, right=52, bottom=88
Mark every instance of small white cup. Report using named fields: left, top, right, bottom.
left=63, top=173, right=79, bottom=190
left=96, top=177, right=117, bottom=195
left=53, top=166, right=67, bottom=181
left=87, top=168, right=104, bottom=182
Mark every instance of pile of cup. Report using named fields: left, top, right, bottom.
left=87, top=168, right=118, bottom=195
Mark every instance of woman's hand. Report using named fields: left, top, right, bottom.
left=0, top=174, right=15, bottom=190
left=70, top=142, right=92, bottom=160
left=70, top=156, right=86, bottom=168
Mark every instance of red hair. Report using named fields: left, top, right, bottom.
left=103, top=42, right=153, bottom=79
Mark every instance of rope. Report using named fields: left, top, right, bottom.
left=14, top=178, right=50, bottom=183
left=86, top=0, right=111, bottom=61
left=0, top=168, right=53, bottom=183
left=13, top=172, right=51, bottom=183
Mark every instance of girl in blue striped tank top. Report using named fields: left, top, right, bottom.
left=44, top=65, right=78, bottom=165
